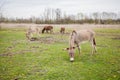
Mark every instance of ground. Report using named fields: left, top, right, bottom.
left=0, top=23, right=120, bottom=80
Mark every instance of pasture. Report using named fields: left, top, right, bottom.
left=0, top=24, right=120, bottom=80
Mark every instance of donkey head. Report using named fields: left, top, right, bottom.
left=26, top=32, right=30, bottom=40
left=63, top=47, right=76, bottom=62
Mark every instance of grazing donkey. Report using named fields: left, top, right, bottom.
left=64, top=29, right=96, bottom=62
left=42, top=26, right=53, bottom=33
left=26, top=26, right=41, bottom=40
left=60, top=27, right=65, bottom=34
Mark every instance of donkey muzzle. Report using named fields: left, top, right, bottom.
left=70, top=57, right=74, bottom=62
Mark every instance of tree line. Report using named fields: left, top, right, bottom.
left=0, top=8, right=120, bottom=24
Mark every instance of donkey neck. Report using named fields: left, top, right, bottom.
left=69, top=33, right=76, bottom=48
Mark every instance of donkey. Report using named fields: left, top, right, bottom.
left=26, top=26, right=41, bottom=40
left=42, top=26, right=53, bottom=33
left=64, top=29, right=96, bottom=61
left=60, top=27, right=65, bottom=34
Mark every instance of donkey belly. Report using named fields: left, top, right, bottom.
left=76, top=34, right=90, bottom=44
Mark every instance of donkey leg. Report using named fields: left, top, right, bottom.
left=78, top=46, right=81, bottom=55
left=90, top=41, right=94, bottom=55
left=46, top=30, right=48, bottom=33
left=91, top=42, right=96, bottom=55
left=94, top=45, right=97, bottom=53
left=93, top=38, right=97, bottom=53
left=92, top=44, right=94, bottom=54
left=50, top=30, right=51, bottom=33
left=51, top=29, right=53, bottom=34
left=76, top=44, right=81, bottom=55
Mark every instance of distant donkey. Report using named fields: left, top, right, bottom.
left=26, top=26, right=41, bottom=40
left=42, top=26, right=53, bottom=33
left=64, top=29, right=96, bottom=62
left=60, top=27, right=65, bottom=34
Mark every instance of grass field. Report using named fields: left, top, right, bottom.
left=0, top=25, right=120, bottom=80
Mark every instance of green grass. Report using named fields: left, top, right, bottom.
left=0, top=27, right=120, bottom=80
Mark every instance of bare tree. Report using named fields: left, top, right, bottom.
left=77, top=13, right=84, bottom=20
left=92, top=12, right=101, bottom=24
left=0, top=0, right=5, bottom=14
left=43, top=8, right=55, bottom=23
left=0, top=0, right=6, bottom=28
left=55, top=8, right=61, bottom=23
left=43, top=8, right=49, bottom=21
left=51, top=8, right=55, bottom=21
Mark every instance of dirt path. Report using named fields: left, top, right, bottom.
left=1, top=23, right=120, bottom=29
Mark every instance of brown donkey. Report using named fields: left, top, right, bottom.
left=42, top=26, right=53, bottom=33
left=60, top=27, right=65, bottom=34
left=64, top=29, right=96, bottom=62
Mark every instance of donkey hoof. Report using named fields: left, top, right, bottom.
left=70, top=58, right=74, bottom=62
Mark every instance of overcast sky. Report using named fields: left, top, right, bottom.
left=2, top=0, right=120, bottom=18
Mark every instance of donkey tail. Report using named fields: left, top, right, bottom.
left=93, top=38, right=96, bottom=46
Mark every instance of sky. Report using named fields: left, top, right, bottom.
left=1, top=0, right=120, bottom=18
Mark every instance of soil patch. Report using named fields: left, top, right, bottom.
left=29, top=36, right=67, bottom=44
left=112, top=37, right=120, bottom=40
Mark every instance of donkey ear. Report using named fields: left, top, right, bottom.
left=63, top=48, right=69, bottom=51
left=73, top=47, right=76, bottom=49
left=66, top=48, right=69, bottom=50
